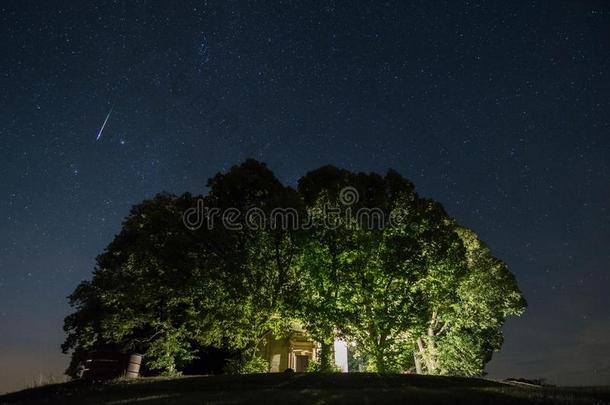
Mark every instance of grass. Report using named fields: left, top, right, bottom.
left=1, top=373, right=608, bottom=404
left=25, top=374, right=69, bottom=390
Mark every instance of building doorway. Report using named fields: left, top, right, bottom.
left=295, top=355, right=309, bottom=372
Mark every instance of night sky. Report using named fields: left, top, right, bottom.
left=1, top=0, right=609, bottom=393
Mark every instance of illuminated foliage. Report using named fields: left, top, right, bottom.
left=62, top=160, right=525, bottom=377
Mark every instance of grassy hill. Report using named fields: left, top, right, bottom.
left=1, top=373, right=608, bottom=405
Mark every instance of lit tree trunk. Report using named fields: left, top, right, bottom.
left=319, top=339, right=335, bottom=372
left=370, top=334, right=387, bottom=373
left=413, top=350, right=422, bottom=374
left=417, top=337, right=433, bottom=374
left=426, top=327, right=438, bottom=374
left=414, top=311, right=441, bottom=375
left=373, top=348, right=386, bottom=373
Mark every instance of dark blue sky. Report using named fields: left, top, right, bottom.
left=1, top=0, right=609, bottom=392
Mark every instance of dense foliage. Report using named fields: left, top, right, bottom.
left=62, top=160, right=525, bottom=377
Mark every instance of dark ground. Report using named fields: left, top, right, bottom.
left=1, top=373, right=608, bottom=405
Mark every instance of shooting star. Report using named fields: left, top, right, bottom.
left=95, top=107, right=113, bottom=141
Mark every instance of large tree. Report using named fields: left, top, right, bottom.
left=413, top=227, right=527, bottom=376
left=62, top=192, right=218, bottom=376
left=201, top=159, right=305, bottom=370
left=296, top=167, right=524, bottom=375
left=334, top=170, right=467, bottom=372
left=62, top=160, right=306, bottom=375
left=295, top=167, right=464, bottom=372
left=295, top=165, right=360, bottom=371
left=62, top=160, right=525, bottom=377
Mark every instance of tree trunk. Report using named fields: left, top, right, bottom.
left=373, top=348, right=386, bottom=373
left=416, top=334, right=439, bottom=375
left=413, top=351, right=422, bottom=374
left=319, top=340, right=335, bottom=372
left=417, top=337, right=433, bottom=374
left=426, top=328, right=438, bottom=374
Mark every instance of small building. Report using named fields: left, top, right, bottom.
left=258, top=325, right=348, bottom=372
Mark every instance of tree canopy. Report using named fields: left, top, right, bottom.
left=62, top=160, right=525, bottom=377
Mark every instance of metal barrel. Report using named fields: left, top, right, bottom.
left=124, top=353, right=142, bottom=378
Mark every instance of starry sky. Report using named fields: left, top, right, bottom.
left=1, top=0, right=609, bottom=393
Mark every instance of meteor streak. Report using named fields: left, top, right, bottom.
left=95, top=107, right=113, bottom=141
